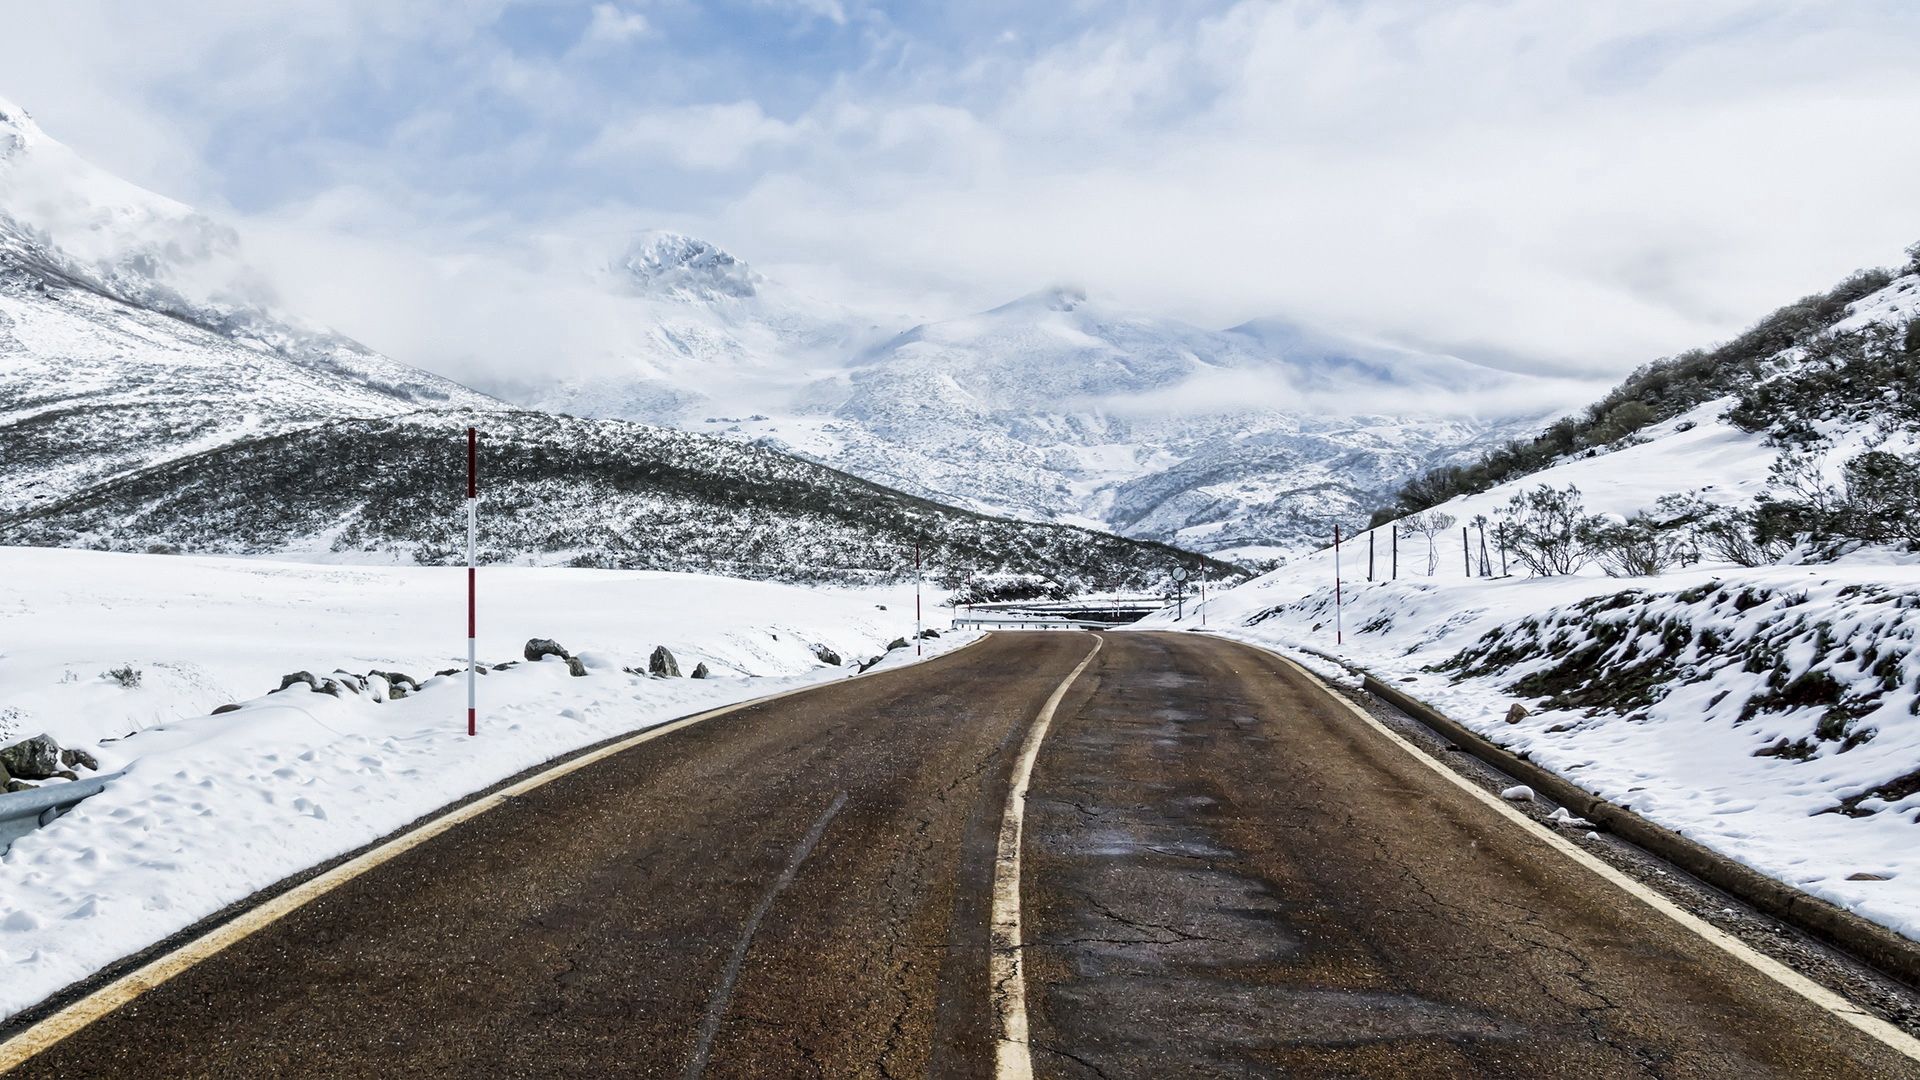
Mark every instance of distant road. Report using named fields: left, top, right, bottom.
left=6, top=633, right=1917, bottom=1078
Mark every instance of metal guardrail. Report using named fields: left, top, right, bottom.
left=0, top=771, right=125, bottom=855
left=952, top=616, right=1110, bottom=630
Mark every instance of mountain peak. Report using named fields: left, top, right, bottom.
left=993, top=284, right=1090, bottom=315
left=613, top=231, right=760, bottom=301
left=0, top=96, right=44, bottom=157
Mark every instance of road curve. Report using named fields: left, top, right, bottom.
left=4, top=632, right=1096, bottom=1078
left=3, top=630, right=1917, bottom=1078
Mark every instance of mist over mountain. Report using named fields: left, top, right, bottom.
left=0, top=96, right=1211, bottom=588
left=506, top=235, right=1569, bottom=560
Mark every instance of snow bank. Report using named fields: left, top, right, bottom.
left=0, top=547, right=973, bottom=1022
left=1156, top=552, right=1920, bottom=942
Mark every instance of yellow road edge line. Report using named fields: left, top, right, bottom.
left=0, top=634, right=990, bottom=1073
left=1265, top=649, right=1920, bottom=1064
left=990, top=632, right=1104, bottom=1080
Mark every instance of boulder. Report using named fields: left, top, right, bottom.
left=917, top=629, right=941, bottom=640
left=5, top=780, right=35, bottom=793
left=566, top=656, right=588, bottom=678
left=212, top=703, right=243, bottom=715
left=60, top=748, right=100, bottom=772
left=372, top=670, right=420, bottom=692
left=690, top=663, right=711, bottom=679
left=810, top=644, right=843, bottom=667
left=0, top=734, right=63, bottom=780
left=1505, top=703, right=1529, bottom=725
left=53, top=769, right=78, bottom=782
left=649, top=646, right=681, bottom=678
left=275, top=671, right=320, bottom=693
left=525, top=638, right=572, bottom=663
left=886, top=638, right=910, bottom=652
left=331, top=672, right=367, bottom=694
left=315, top=679, right=344, bottom=697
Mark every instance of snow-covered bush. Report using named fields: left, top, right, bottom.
left=1748, top=450, right=1920, bottom=556
left=1583, top=514, right=1690, bottom=578
left=1436, top=580, right=1920, bottom=765
left=1496, top=485, right=1603, bottom=576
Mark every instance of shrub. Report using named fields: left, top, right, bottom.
left=1497, top=485, right=1604, bottom=576
left=104, top=665, right=142, bottom=688
left=1583, top=514, right=1689, bottom=577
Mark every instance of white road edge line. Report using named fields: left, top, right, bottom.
left=0, top=634, right=991, bottom=1073
left=1268, top=650, right=1920, bottom=1064
left=990, top=632, right=1105, bottom=1080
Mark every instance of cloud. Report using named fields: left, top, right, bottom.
left=581, top=101, right=796, bottom=171
left=577, top=3, right=652, bottom=51
left=6, top=0, right=1920, bottom=399
left=755, top=0, right=849, bottom=28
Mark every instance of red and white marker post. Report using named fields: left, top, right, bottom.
left=467, top=427, right=478, bottom=737
left=914, top=539, right=923, bottom=656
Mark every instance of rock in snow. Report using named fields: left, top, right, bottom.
left=650, top=646, right=681, bottom=678
left=810, top=644, right=842, bottom=666
left=0, top=735, right=63, bottom=780
left=1505, top=703, right=1529, bottom=725
left=690, top=662, right=711, bottom=679
left=524, top=638, right=572, bottom=663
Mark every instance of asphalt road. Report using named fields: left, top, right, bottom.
left=6, top=631, right=1918, bottom=1078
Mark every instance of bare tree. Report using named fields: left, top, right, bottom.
left=1403, top=510, right=1457, bottom=576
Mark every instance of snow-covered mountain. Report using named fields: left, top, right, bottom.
left=0, top=98, right=1223, bottom=588
left=517, top=231, right=895, bottom=425
left=4, top=407, right=1235, bottom=590
left=0, top=96, right=499, bottom=516
left=518, top=246, right=1563, bottom=561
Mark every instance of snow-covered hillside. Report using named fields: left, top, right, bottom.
left=0, top=546, right=978, bottom=1022
left=4, top=408, right=1234, bottom=590
left=519, top=239, right=1568, bottom=559
left=0, top=98, right=1218, bottom=590
left=0, top=96, right=500, bottom=517
left=1159, top=262, right=1920, bottom=941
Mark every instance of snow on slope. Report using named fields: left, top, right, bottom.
left=1154, top=557, right=1920, bottom=941
left=0, top=546, right=978, bottom=1022
left=1149, top=267, right=1920, bottom=941
left=0, top=96, right=500, bottom=517
left=517, top=241, right=1568, bottom=559
left=5, top=408, right=1234, bottom=591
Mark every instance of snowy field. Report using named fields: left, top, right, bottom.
left=0, top=547, right=973, bottom=1022
left=1152, top=552, right=1920, bottom=942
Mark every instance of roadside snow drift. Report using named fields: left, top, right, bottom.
left=0, top=547, right=974, bottom=1023
left=1158, top=552, right=1920, bottom=943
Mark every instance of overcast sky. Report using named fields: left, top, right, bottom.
left=6, top=0, right=1920, bottom=382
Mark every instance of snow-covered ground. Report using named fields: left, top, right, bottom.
left=0, top=547, right=973, bottom=1022
left=1154, top=547, right=1920, bottom=943
left=1144, top=263, right=1920, bottom=941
